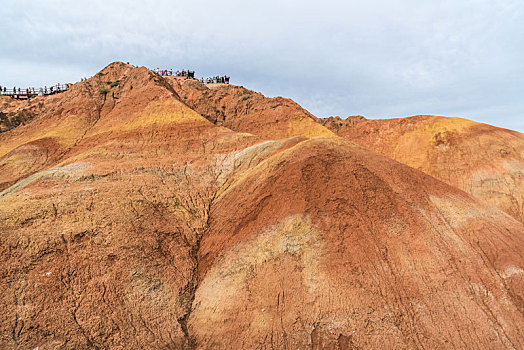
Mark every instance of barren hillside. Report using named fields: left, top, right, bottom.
left=1, top=63, right=523, bottom=349
left=322, top=115, right=524, bottom=223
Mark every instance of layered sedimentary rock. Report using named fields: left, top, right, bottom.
left=322, top=115, right=524, bottom=223
left=167, top=77, right=332, bottom=140
left=1, top=63, right=523, bottom=349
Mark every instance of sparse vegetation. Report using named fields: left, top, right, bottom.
left=99, top=87, right=110, bottom=94
left=110, top=80, right=120, bottom=87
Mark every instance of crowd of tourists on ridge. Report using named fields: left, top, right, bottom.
left=154, top=68, right=195, bottom=79
left=202, top=76, right=230, bottom=84
left=153, top=68, right=230, bottom=85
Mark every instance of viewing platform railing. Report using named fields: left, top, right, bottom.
left=0, top=84, right=70, bottom=99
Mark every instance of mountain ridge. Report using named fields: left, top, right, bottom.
left=321, top=114, right=524, bottom=223
left=0, top=62, right=523, bottom=349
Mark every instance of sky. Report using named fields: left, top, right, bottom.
left=1, top=0, right=523, bottom=131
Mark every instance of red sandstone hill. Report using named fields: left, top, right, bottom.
left=321, top=115, right=524, bottom=223
left=0, top=96, right=45, bottom=133
left=0, top=62, right=523, bottom=349
left=166, top=76, right=332, bottom=140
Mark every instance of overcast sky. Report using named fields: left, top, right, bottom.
left=1, top=0, right=523, bottom=131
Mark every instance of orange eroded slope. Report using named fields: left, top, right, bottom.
left=322, top=115, right=524, bottom=223
left=167, top=77, right=333, bottom=140
left=195, top=135, right=524, bottom=349
left=1, top=63, right=523, bottom=349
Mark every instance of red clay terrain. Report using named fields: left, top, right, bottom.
left=0, top=97, right=44, bottom=134
left=322, top=115, right=524, bottom=223
left=0, top=62, right=523, bottom=349
left=166, top=76, right=332, bottom=140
